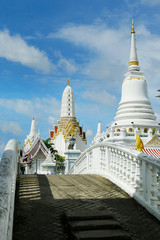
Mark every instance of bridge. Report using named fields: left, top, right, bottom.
left=0, top=139, right=160, bottom=240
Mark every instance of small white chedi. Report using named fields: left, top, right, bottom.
left=23, top=118, right=56, bottom=174
left=93, top=21, right=160, bottom=149
left=41, top=149, right=56, bottom=174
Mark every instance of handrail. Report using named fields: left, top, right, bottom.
left=0, top=139, right=20, bottom=240
left=68, top=142, right=160, bottom=221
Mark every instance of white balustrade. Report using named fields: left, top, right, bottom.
left=68, top=142, right=160, bottom=221
left=0, top=139, right=20, bottom=240
left=157, top=170, right=160, bottom=211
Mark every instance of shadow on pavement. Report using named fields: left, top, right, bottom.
left=13, top=174, right=160, bottom=240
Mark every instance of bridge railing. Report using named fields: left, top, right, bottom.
left=0, top=139, right=20, bottom=240
left=68, top=142, right=160, bottom=221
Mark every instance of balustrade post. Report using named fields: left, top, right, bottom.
left=157, top=169, right=160, bottom=212
left=130, top=157, right=136, bottom=189
left=86, top=152, right=89, bottom=171
left=113, top=149, right=117, bottom=175
left=119, top=152, right=124, bottom=180
left=126, top=155, right=132, bottom=185
left=88, top=150, right=93, bottom=171
left=139, top=159, right=144, bottom=197
left=110, top=148, right=114, bottom=175
left=135, top=159, right=142, bottom=195
left=116, top=150, right=120, bottom=178
left=100, top=146, right=106, bottom=172
left=105, top=147, right=109, bottom=173
left=149, top=165, right=158, bottom=207
left=123, top=153, right=127, bottom=182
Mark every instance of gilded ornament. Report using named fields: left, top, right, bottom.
left=129, top=61, right=139, bottom=66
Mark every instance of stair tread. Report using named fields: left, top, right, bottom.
left=68, top=219, right=121, bottom=230
left=66, top=211, right=113, bottom=220
left=73, top=229, right=131, bottom=240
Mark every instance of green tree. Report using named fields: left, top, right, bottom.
left=43, top=138, right=57, bottom=154
left=43, top=138, right=65, bottom=173
left=152, top=128, right=156, bottom=135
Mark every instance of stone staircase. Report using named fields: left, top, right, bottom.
left=66, top=210, right=131, bottom=240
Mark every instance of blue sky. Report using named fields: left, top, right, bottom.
left=0, top=0, right=160, bottom=153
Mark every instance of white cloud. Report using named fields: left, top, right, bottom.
left=57, top=57, right=77, bottom=74
left=0, top=29, right=54, bottom=73
left=0, top=122, right=22, bottom=135
left=0, top=99, right=33, bottom=116
left=55, top=51, right=77, bottom=74
left=0, top=97, right=61, bottom=118
left=86, top=129, right=94, bottom=139
left=52, top=23, right=160, bottom=103
left=82, top=90, right=116, bottom=107
left=52, top=24, right=128, bottom=63
left=34, top=97, right=60, bottom=117
left=48, top=116, right=56, bottom=125
left=51, top=24, right=129, bottom=87
left=141, top=0, right=160, bottom=6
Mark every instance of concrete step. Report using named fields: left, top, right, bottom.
left=66, top=210, right=114, bottom=221
left=65, top=210, right=132, bottom=240
left=68, top=219, right=122, bottom=231
left=72, top=229, right=131, bottom=240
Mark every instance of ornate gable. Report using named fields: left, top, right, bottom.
left=65, top=119, right=75, bottom=137
left=145, top=135, right=160, bottom=146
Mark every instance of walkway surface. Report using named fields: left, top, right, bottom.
left=13, top=174, right=160, bottom=240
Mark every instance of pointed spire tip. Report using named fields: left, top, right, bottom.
left=131, top=19, right=135, bottom=34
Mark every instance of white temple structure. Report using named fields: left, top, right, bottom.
left=93, top=21, right=160, bottom=154
left=24, top=117, right=37, bottom=151
left=23, top=118, right=57, bottom=174
left=49, top=80, right=87, bottom=156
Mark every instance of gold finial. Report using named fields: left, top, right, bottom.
left=131, top=19, right=135, bottom=34
left=67, top=79, right=70, bottom=86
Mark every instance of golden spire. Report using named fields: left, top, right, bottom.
left=131, top=19, right=135, bottom=34
left=67, top=79, right=70, bottom=86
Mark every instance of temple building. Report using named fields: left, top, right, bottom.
left=23, top=118, right=56, bottom=174
left=93, top=21, right=160, bottom=155
left=49, top=80, right=87, bottom=156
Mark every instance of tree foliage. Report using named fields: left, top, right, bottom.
left=43, top=138, right=57, bottom=154
left=152, top=128, right=156, bottom=135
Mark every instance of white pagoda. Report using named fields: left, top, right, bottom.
left=49, top=80, right=87, bottom=156
left=93, top=21, right=160, bottom=154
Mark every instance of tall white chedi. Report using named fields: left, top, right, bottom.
left=113, top=20, right=158, bottom=130
left=49, top=79, right=87, bottom=156
left=61, top=79, right=76, bottom=118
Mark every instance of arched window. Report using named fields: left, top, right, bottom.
left=117, top=129, right=121, bottom=132
left=128, top=128, right=133, bottom=132
left=138, top=128, right=141, bottom=132
left=144, top=128, right=148, bottom=133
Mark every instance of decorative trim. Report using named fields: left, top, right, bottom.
left=129, top=61, right=139, bottom=66
left=124, top=77, right=146, bottom=82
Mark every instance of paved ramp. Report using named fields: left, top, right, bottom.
left=13, top=174, right=160, bottom=240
